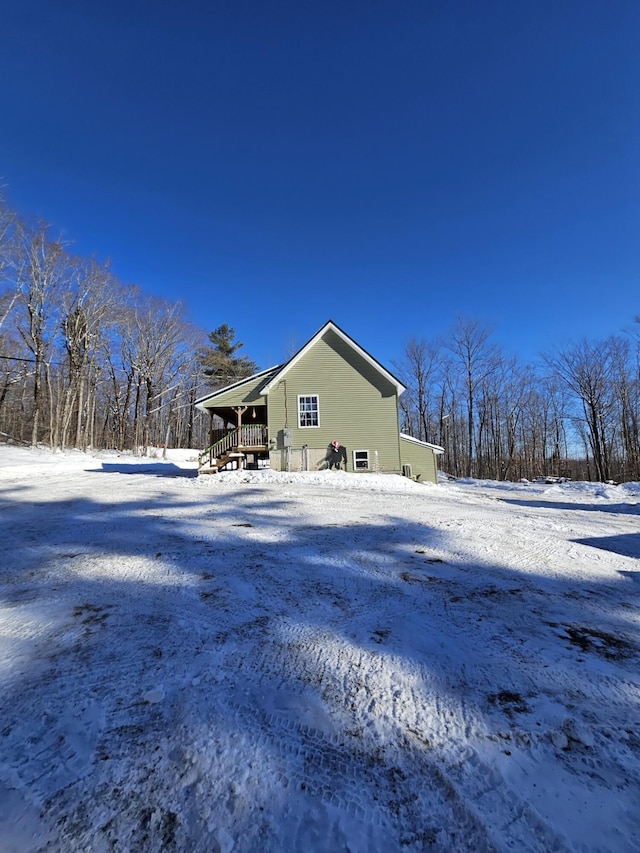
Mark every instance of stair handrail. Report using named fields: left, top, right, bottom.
left=198, top=424, right=268, bottom=468
left=198, top=428, right=239, bottom=468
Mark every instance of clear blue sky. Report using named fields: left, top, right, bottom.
left=1, top=1, right=638, bottom=371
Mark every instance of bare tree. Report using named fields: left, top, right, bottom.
left=14, top=220, right=68, bottom=445
left=545, top=338, right=616, bottom=481
left=446, top=318, right=499, bottom=477
left=609, top=334, right=640, bottom=481
left=101, top=293, right=139, bottom=451
left=57, top=257, right=122, bottom=449
left=129, top=297, right=196, bottom=453
left=0, top=197, right=243, bottom=455
left=0, top=198, right=22, bottom=335
left=394, top=337, right=441, bottom=442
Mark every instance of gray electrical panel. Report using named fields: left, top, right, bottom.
left=282, top=428, right=292, bottom=447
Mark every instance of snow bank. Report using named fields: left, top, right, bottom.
left=197, top=467, right=430, bottom=492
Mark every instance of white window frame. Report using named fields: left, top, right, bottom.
left=298, top=394, right=320, bottom=428
left=353, top=449, right=370, bottom=471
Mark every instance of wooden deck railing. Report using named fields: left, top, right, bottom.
left=199, top=425, right=268, bottom=468
left=235, top=423, right=269, bottom=447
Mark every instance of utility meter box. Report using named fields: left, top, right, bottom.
left=282, top=428, right=292, bottom=447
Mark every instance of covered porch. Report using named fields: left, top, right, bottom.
left=198, top=404, right=269, bottom=473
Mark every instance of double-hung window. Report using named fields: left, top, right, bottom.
left=353, top=449, right=370, bottom=470
left=298, top=395, right=319, bottom=428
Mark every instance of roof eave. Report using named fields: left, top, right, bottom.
left=400, top=433, right=445, bottom=454
left=194, top=365, right=280, bottom=411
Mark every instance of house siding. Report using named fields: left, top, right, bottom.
left=266, top=329, right=401, bottom=472
left=399, top=436, right=440, bottom=484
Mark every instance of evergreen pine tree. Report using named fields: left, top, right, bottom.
left=198, top=324, right=257, bottom=388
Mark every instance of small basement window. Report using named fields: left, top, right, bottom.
left=353, top=449, right=370, bottom=470
left=298, top=394, right=319, bottom=428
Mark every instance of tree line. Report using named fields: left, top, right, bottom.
left=0, top=197, right=253, bottom=455
left=394, top=318, right=640, bottom=483
left=1, top=195, right=638, bottom=481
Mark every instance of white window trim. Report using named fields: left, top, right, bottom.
left=297, top=394, right=320, bottom=428
left=353, top=449, right=370, bottom=470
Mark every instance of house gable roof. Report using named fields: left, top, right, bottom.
left=260, top=320, right=406, bottom=396
left=194, top=320, right=406, bottom=410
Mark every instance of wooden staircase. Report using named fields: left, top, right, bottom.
left=198, top=425, right=268, bottom=474
left=199, top=450, right=246, bottom=474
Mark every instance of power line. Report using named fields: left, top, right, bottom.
left=0, top=353, right=67, bottom=366
left=0, top=354, right=37, bottom=362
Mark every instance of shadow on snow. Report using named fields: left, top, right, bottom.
left=501, top=497, right=640, bottom=515
left=96, top=461, right=198, bottom=478
left=574, top=533, right=640, bottom=560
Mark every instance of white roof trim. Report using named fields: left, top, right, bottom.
left=260, top=320, right=406, bottom=395
left=400, top=433, right=445, bottom=454
left=194, top=366, right=280, bottom=411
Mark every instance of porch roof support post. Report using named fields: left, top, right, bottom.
left=234, top=406, right=248, bottom=434
left=208, top=410, right=214, bottom=466
left=233, top=406, right=247, bottom=470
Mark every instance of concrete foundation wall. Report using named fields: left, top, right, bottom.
left=270, top=447, right=341, bottom=472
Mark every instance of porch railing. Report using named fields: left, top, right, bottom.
left=199, top=424, right=268, bottom=468
left=235, top=423, right=269, bottom=448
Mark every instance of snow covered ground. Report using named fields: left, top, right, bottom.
left=0, top=445, right=638, bottom=852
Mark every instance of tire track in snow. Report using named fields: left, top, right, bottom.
left=240, top=620, right=571, bottom=851
left=227, top=697, right=503, bottom=851
left=439, top=745, right=572, bottom=853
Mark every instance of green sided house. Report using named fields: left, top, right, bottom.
left=194, top=320, right=444, bottom=482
